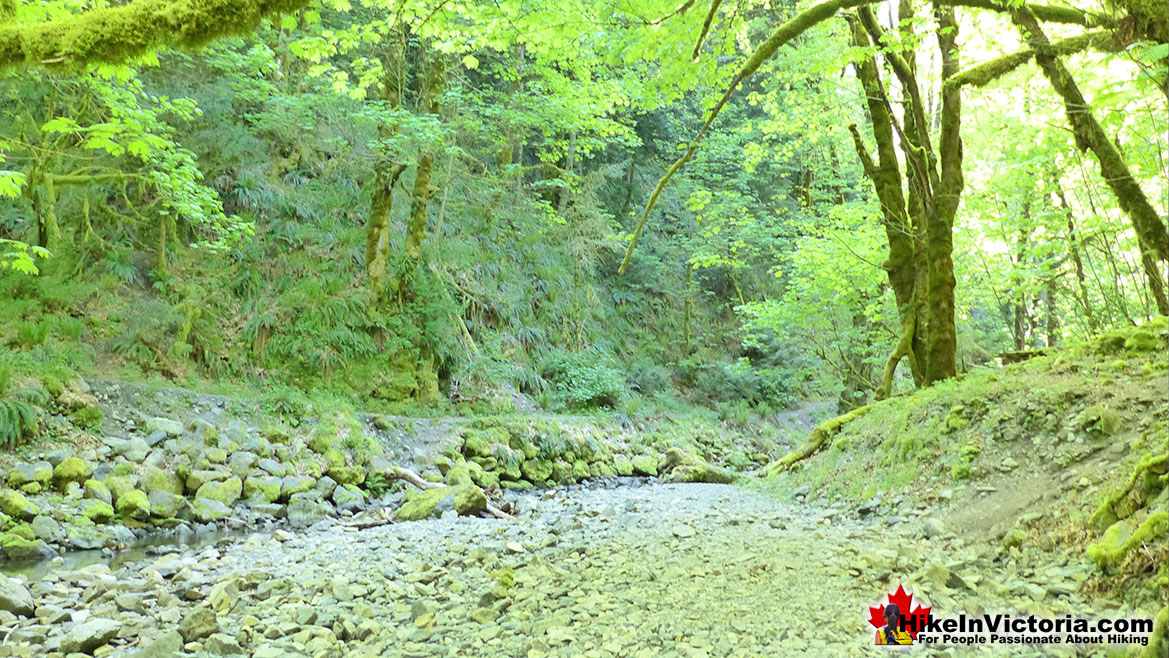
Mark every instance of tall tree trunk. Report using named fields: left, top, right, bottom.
left=923, top=4, right=962, bottom=384
left=403, top=53, right=446, bottom=266
left=1055, top=181, right=1098, bottom=333
left=1012, top=6, right=1169, bottom=316
left=366, top=34, right=406, bottom=299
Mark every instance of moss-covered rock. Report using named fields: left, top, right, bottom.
left=82, top=478, right=111, bottom=504
left=0, top=490, right=40, bottom=521
left=631, top=455, right=659, bottom=477
left=195, top=477, right=243, bottom=507
left=662, top=448, right=737, bottom=484
left=308, top=431, right=340, bottom=456
left=52, top=458, right=93, bottom=490
left=243, top=476, right=282, bottom=503
left=613, top=455, right=634, bottom=477
left=148, top=489, right=187, bottom=518
left=461, top=433, right=492, bottom=458
left=394, top=487, right=457, bottom=521
left=520, top=459, right=553, bottom=483
left=279, top=475, right=315, bottom=501
left=1, top=531, right=55, bottom=561
left=141, top=466, right=184, bottom=496
left=454, top=484, right=486, bottom=516
left=327, top=466, right=364, bottom=486
left=81, top=499, right=115, bottom=523
left=7, top=462, right=52, bottom=489
left=572, top=460, right=590, bottom=480
left=115, top=490, right=150, bottom=520
left=104, top=476, right=136, bottom=504
left=192, top=498, right=232, bottom=522
left=69, top=404, right=103, bottom=430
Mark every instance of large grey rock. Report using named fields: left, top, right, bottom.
left=287, top=495, right=332, bottom=528
left=332, top=485, right=365, bottom=513
left=148, top=489, right=187, bottom=518
left=30, top=514, right=62, bottom=542
left=314, top=475, right=338, bottom=499
left=0, top=577, right=33, bottom=616
left=146, top=417, right=184, bottom=437
left=242, top=476, right=282, bottom=504
left=141, top=466, right=184, bottom=496
left=115, top=438, right=152, bottom=462
left=204, top=632, right=244, bottom=654
left=6, top=461, right=53, bottom=489
left=59, top=617, right=122, bottom=654
left=279, top=476, right=316, bottom=502
left=228, top=451, right=258, bottom=478
left=257, top=458, right=286, bottom=477
left=192, top=498, right=232, bottom=522
left=195, top=477, right=242, bottom=507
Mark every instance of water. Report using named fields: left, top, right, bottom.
left=0, top=528, right=252, bottom=582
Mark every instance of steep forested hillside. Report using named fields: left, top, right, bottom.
left=2, top=0, right=1163, bottom=422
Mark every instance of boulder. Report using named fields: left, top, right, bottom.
left=242, top=476, right=282, bottom=504
left=195, top=477, right=243, bottom=507
left=141, top=466, right=184, bottom=496
left=52, top=457, right=93, bottom=490
left=0, top=531, right=56, bottom=561
left=332, top=485, right=364, bottom=513
left=286, top=495, right=332, bottom=528
left=395, top=484, right=484, bottom=521
left=81, top=499, right=115, bottom=523
left=662, top=448, right=736, bottom=484
left=612, top=455, right=634, bottom=477
left=454, top=484, right=487, bottom=516
left=83, top=479, right=112, bottom=505
left=256, top=458, right=286, bottom=477
left=104, top=476, right=136, bottom=504
left=115, top=438, right=152, bottom=463
left=228, top=451, right=258, bottom=478
left=30, top=514, right=62, bottom=542
left=327, top=465, right=364, bottom=486
left=0, top=489, right=39, bottom=521
left=116, top=489, right=151, bottom=520
left=185, top=469, right=230, bottom=494
left=131, top=630, right=183, bottom=658
left=146, top=417, right=184, bottom=437
left=462, top=433, right=491, bottom=458
left=0, top=577, right=33, bottom=616
left=6, top=461, right=52, bottom=489
left=148, top=489, right=187, bottom=518
left=59, top=617, right=121, bottom=654
left=631, top=455, right=659, bottom=477
left=279, top=476, right=316, bottom=502
left=179, top=607, right=219, bottom=642
left=520, top=459, right=553, bottom=483
left=192, top=498, right=232, bottom=522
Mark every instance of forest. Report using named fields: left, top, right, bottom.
left=0, top=0, right=1166, bottom=656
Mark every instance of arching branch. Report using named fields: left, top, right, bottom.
left=0, top=0, right=312, bottom=71
left=945, top=30, right=1114, bottom=90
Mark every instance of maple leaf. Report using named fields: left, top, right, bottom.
left=867, top=584, right=932, bottom=640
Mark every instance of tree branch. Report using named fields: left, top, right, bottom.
left=0, top=0, right=312, bottom=71
left=946, top=30, right=1115, bottom=90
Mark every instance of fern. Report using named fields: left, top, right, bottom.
left=0, top=399, right=39, bottom=449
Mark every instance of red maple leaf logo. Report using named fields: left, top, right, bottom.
left=868, top=584, right=932, bottom=640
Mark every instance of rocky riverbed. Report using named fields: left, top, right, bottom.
left=0, top=480, right=1133, bottom=658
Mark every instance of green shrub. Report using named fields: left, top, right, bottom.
left=542, top=350, right=624, bottom=409
left=0, top=400, right=38, bottom=449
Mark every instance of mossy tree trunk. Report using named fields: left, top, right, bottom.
left=1012, top=6, right=1169, bottom=316
left=366, top=34, right=407, bottom=300
left=402, top=51, right=445, bottom=270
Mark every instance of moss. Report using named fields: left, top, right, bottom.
left=0, top=489, right=40, bottom=521
left=112, top=462, right=136, bottom=476
left=69, top=404, right=103, bottom=429
left=1087, top=511, right=1168, bottom=570
left=115, top=489, right=150, bottom=520
left=81, top=499, right=115, bottom=523
left=53, top=457, right=93, bottom=489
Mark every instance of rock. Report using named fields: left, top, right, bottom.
left=521, top=459, right=554, bottom=482
left=923, top=518, right=946, bottom=538
left=332, top=485, right=364, bottom=512
left=395, top=487, right=459, bottom=521
left=631, top=455, right=658, bottom=477
left=179, top=607, right=219, bottom=642
left=454, top=484, right=487, bottom=516
left=60, top=618, right=121, bottom=653
left=116, top=438, right=152, bottom=462
left=279, top=476, right=316, bottom=501
left=327, top=465, right=364, bottom=486
left=148, top=489, right=187, bottom=518
left=192, top=498, right=232, bottom=522
left=243, top=476, right=283, bottom=503
left=146, top=417, right=184, bottom=436
left=462, top=434, right=491, bottom=458
left=115, top=489, right=151, bottom=520
left=204, top=632, right=244, bottom=655
left=30, top=514, right=62, bottom=542
left=105, top=475, right=136, bottom=503
left=662, top=448, right=736, bottom=484
left=196, top=477, right=243, bottom=507
left=82, top=499, right=115, bottom=523
left=0, top=489, right=40, bottom=521
left=612, top=455, right=634, bottom=477
left=257, top=458, right=286, bottom=477
left=287, top=496, right=332, bottom=528
left=142, top=466, right=184, bottom=496
left=52, top=457, right=93, bottom=490
left=83, top=479, right=112, bottom=504
left=6, top=461, right=53, bottom=489
left=185, top=468, right=229, bottom=494
left=131, top=630, right=183, bottom=657
left=208, top=579, right=239, bottom=614
left=0, top=531, right=56, bottom=561
left=671, top=524, right=696, bottom=538
left=0, top=577, right=33, bottom=616
left=228, top=451, right=258, bottom=478
left=314, top=475, right=338, bottom=499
